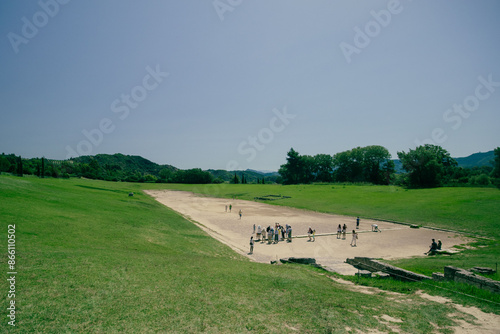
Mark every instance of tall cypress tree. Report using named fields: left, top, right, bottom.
left=41, top=157, right=45, bottom=178
left=492, top=147, right=500, bottom=179
left=17, top=156, right=23, bottom=177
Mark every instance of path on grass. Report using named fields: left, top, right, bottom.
left=146, top=190, right=470, bottom=275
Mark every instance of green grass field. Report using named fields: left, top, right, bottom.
left=1, top=176, right=499, bottom=333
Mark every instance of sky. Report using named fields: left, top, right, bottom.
left=1, top=0, right=499, bottom=171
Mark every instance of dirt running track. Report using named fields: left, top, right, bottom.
left=146, top=190, right=470, bottom=275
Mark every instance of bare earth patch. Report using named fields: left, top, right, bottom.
left=416, top=291, right=500, bottom=334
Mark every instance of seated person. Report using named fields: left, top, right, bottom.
left=425, top=239, right=438, bottom=255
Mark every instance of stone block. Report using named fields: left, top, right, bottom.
left=280, top=257, right=316, bottom=265
left=374, top=271, right=390, bottom=279
left=356, top=270, right=372, bottom=278
left=432, top=272, right=446, bottom=281
left=471, top=267, right=496, bottom=274
left=444, top=266, right=461, bottom=280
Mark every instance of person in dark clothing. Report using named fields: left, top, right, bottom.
left=425, top=239, right=438, bottom=255
left=249, top=237, right=254, bottom=254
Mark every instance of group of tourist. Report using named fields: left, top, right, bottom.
left=336, top=224, right=358, bottom=246
left=248, top=218, right=365, bottom=253
left=255, top=223, right=293, bottom=244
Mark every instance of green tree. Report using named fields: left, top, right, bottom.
left=159, top=168, right=174, bottom=183
left=173, top=169, right=213, bottom=184
left=17, top=156, right=23, bottom=177
left=143, top=174, right=158, bottom=183
left=362, top=145, right=394, bottom=184
left=232, top=173, right=240, bottom=184
left=279, top=148, right=309, bottom=184
left=41, top=157, right=45, bottom=178
left=492, top=147, right=500, bottom=178
left=332, top=147, right=363, bottom=182
left=397, top=145, right=457, bottom=188
left=82, top=159, right=102, bottom=179
left=313, top=154, right=334, bottom=182
left=0, top=155, right=12, bottom=173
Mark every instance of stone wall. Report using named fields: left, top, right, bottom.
left=345, top=259, right=499, bottom=294
left=444, top=266, right=500, bottom=294
left=346, top=257, right=431, bottom=282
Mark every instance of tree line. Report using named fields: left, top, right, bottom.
left=2, top=146, right=499, bottom=188
left=0, top=154, right=213, bottom=184
left=279, top=146, right=395, bottom=185
left=0, top=153, right=273, bottom=184
left=279, top=145, right=500, bottom=188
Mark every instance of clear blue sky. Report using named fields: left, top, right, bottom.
left=1, top=0, right=499, bottom=171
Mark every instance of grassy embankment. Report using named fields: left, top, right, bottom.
left=1, top=175, right=490, bottom=333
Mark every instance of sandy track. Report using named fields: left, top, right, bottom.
left=145, top=190, right=470, bottom=275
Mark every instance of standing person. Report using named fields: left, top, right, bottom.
left=239, top=209, right=242, bottom=219
left=256, top=225, right=262, bottom=241
left=342, top=224, right=347, bottom=240
left=274, top=227, right=279, bottom=244
left=229, top=204, right=232, bottom=212
left=337, top=224, right=342, bottom=239
left=437, top=239, right=442, bottom=250
left=312, top=229, right=316, bottom=242
left=268, top=227, right=274, bottom=244
left=249, top=236, right=254, bottom=254
left=281, top=225, right=285, bottom=240
left=253, top=224, right=256, bottom=235
left=307, top=227, right=313, bottom=241
left=287, top=225, right=292, bottom=242
left=356, top=217, right=360, bottom=229
left=225, top=205, right=227, bottom=212
left=350, top=230, right=358, bottom=246
left=261, top=227, right=266, bottom=243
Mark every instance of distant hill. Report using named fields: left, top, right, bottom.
left=246, top=169, right=280, bottom=177
left=71, top=153, right=177, bottom=175
left=393, top=150, right=495, bottom=173
left=70, top=154, right=279, bottom=183
left=454, top=151, right=495, bottom=168
left=206, top=169, right=280, bottom=183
